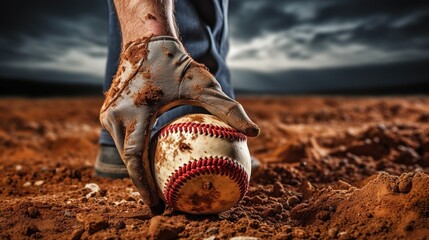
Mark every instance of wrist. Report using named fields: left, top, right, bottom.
left=121, top=21, right=177, bottom=45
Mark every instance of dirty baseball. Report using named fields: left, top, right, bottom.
left=152, top=114, right=252, bottom=214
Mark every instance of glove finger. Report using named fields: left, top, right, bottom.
left=100, top=112, right=125, bottom=151
left=122, top=116, right=160, bottom=207
left=195, top=87, right=260, bottom=137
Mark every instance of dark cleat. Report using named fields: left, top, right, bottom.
left=94, top=145, right=129, bottom=179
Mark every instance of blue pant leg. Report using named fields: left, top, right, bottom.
left=100, top=0, right=121, bottom=146
left=100, top=0, right=232, bottom=145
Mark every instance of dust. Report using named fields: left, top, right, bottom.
left=189, top=61, right=209, bottom=72
left=192, top=84, right=204, bottom=95
left=187, top=114, right=207, bottom=123
left=161, top=45, right=174, bottom=58
left=103, top=36, right=153, bottom=106
left=103, top=71, right=121, bottom=104
left=172, top=134, right=187, bottom=160
left=134, top=81, right=163, bottom=107
left=114, top=115, right=124, bottom=127
left=144, top=13, right=157, bottom=21
left=176, top=133, right=192, bottom=153
left=203, top=181, right=214, bottom=190
left=142, top=70, right=151, bottom=79
left=178, top=142, right=192, bottom=152
left=125, top=119, right=137, bottom=142
left=123, top=36, right=152, bottom=67
left=148, top=216, right=184, bottom=240
left=184, top=72, right=193, bottom=80
left=155, top=136, right=175, bottom=169
left=186, top=185, right=221, bottom=212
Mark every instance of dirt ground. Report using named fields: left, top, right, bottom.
left=0, top=96, right=428, bottom=240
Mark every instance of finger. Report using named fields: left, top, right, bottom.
left=180, top=65, right=260, bottom=136
left=100, top=112, right=125, bottom=151
left=196, top=86, right=260, bottom=137
left=122, top=116, right=160, bottom=208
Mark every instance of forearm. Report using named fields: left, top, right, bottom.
left=113, top=0, right=178, bottom=46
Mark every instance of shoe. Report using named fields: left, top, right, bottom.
left=94, top=145, right=129, bottom=179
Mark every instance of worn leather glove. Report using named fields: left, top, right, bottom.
left=100, top=36, right=260, bottom=212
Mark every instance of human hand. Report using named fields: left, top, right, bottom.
left=99, top=36, right=259, bottom=213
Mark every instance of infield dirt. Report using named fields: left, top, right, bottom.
left=0, top=97, right=428, bottom=239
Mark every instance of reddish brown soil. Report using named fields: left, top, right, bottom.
left=1, top=97, right=429, bottom=239
left=134, top=81, right=163, bottom=106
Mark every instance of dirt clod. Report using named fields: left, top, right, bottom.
left=145, top=13, right=157, bottom=21
left=70, top=228, right=84, bottom=240
left=287, top=196, right=300, bottom=208
left=142, top=70, right=151, bottom=79
left=328, top=228, right=338, bottom=238
left=272, top=181, right=285, bottom=196
left=273, top=203, right=283, bottom=214
left=26, top=206, right=40, bottom=218
left=134, top=81, right=163, bottom=106
left=148, top=216, right=184, bottom=240
left=113, top=220, right=126, bottom=230
left=84, top=214, right=109, bottom=235
left=21, top=223, right=40, bottom=237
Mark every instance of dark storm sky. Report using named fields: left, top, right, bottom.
left=0, top=0, right=429, bottom=92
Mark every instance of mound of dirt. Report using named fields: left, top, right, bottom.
left=291, top=172, right=429, bottom=239
left=0, top=96, right=428, bottom=239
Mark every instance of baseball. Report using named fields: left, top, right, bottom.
left=152, top=114, right=251, bottom=214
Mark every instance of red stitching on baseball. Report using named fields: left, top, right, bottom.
left=163, top=157, right=249, bottom=210
left=159, top=122, right=247, bottom=141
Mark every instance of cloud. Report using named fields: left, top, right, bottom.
left=0, top=0, right=428, bottom=92
left=231, top=58, right=429, bottom=94
left=229, top=1, right=299, bottom=40
left=228, top=1, right=429, bottom=71
left=0, top=0, right=108, bottom=83
left=229, top=0, right=429, bottom=41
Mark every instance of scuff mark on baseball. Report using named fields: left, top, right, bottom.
left=152, top=114, right=252, bottom=214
